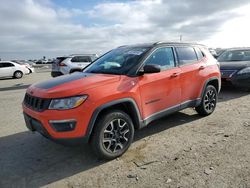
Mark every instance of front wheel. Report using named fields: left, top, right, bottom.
left=195, top=85, right=218, bottom=116
left=91, top=110, right=134, bottom=160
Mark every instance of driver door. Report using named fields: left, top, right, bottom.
left=138, top=47, right=181, bottom=120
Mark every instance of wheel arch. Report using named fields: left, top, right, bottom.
left=86, top=98, right=143, bottom=142
left=200, top=77, right=220, bottom=98
left=13, top=70, right=23, bottom=77
left=69, top=68, right=83, bottom=74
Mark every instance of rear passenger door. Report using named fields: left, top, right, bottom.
left=138, top=47, right=181, bottom=119
left=0, top=62, right=15, bottom=77
left=175, top=46, right=206, bottom=103
left=71, top=56, right=92, bottom=69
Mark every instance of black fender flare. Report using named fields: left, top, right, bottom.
left=85, top=98, right=143, bottom=142
left=200, top=77, right=221, bottom=99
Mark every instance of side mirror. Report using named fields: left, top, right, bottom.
left=139, top=64, right=161, bottom=74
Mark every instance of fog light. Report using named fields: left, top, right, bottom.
left=49, top=119, right=76, bottom=132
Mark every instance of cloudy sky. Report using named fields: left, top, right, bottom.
left=0, top=0, right=250, bottom=60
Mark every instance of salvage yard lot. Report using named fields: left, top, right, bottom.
left=0, top=72, right=249, bottom=188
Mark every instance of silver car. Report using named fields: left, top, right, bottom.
left=51, top=54, right=98, bottom=77
left=0, top=61, right=30, bottom=79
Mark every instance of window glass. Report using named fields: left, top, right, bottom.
left=176, top=47, right=198, bottom=65
left=195, top=47, right=204, bottom=60
left=84, top=47, right=149, bottom=75
left=217, top=50, right=250, bottom=62
left=71, top=56, right=92, bottom=62
left=2, top=63, right=14, bottom=67
left=144, top=47, right=175, bottom=70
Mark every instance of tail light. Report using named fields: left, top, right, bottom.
left=59, top=62, right=67, bottom=66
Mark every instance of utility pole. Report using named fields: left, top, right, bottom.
left=180, top=35, right=182, bottom=42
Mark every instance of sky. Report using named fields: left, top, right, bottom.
left=0, top=0, right=250, bottom=60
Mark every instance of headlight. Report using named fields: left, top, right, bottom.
left=49, top=95, right=88, bottom=110
left=237, top=67, right=250, bottom=74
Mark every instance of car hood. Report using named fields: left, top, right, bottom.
left=219, top=61, right=250, bottom=70
left=27, top=72, right=121, bottom=98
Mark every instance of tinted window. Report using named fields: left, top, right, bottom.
left=195, top=47, right=205, bottom=60
left=144, top=47, right=175, bottom=70
left=1, top=63, right=14, bottom=67
left=71, top=56, right=92, bottom=62
left=176, top=47, right=198, bottom=65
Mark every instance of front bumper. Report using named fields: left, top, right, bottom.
left=221, top=73, right=250, bottom=88
left=22, top=101, right=94, bottom=143
left=231, top=74, right=250, bottom=88
left=221, top=69, right=250, bottom=88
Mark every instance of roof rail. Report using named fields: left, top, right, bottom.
left=117, top=45, right=128, bottom=48
left=153, top=41, right=164, bottom=45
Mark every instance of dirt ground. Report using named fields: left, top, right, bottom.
left=0, top=71, right=249, bottom=188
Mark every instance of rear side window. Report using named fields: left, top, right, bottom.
left=144, top=47, right=175, bottom=70
left=195, top=47, right=205, bottom=60
left=71, top=56, right=92, bottom=63
left=176, top=47, right=198, bottom=65
left=2, top=63, right=14, bottom=67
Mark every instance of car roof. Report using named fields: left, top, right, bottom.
left=0, top=61, right=15, bottom=63
left=224, top=47, right=250, bottom=51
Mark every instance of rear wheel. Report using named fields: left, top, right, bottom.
left=13, top=71, right=23, bottom=79
left=195, top=85, right=217, bottom=116
left=91, top=110, right=134, bottom=160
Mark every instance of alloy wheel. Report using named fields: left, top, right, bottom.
left=102, top=118, right=130, bottom=153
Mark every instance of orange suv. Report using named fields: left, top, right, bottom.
left=23, top=42, right=221, bottom=159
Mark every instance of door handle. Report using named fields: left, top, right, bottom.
left=170, top=72, right=180, bottom=77
left=199, top=66, right=206, bottom=70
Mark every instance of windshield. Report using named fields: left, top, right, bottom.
left=218, top=50, right=250, bottom=62
left=84, top=47, right=150, bottom=75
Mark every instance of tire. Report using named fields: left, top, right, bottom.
left=13, top=71, right=23, bottom=79
left=90, top=110, right=134, bottom=160
left=195, top=85, right=218, bottom=116
left=69, top=69, right=82, bottom=74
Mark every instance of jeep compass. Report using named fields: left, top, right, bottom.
left=23, top=42, right=221, bottom=159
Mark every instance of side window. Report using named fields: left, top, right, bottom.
left=144, top=47, right=175, bottom=70
left=176, top=47, right=198, bottom=65
left=195, top=47, right=205, bottom=60
left=71, top=56, right=91, bottom=63
left=3, top=63, right=14, bottom=67
left=0, top=63, right=3, bottom=68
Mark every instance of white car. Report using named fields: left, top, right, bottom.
left=51, top=54, right=98, bottom=77
left=12, top=60, right=35, bottom=73
left=0, top=61, right=30, bottom=79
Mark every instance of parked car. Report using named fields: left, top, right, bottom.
left=217, top=48, right=250, bottom=89
left=23, top=42, right=221, bottom=159
left=0, top=61, right=30, bottom=79
left=12, top=60, right=35, bottom=73
left=209, top=48, right=218, bottom=58
left=51, top=54, right=98, bottom=77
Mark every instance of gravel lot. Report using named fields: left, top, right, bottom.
left=0, top=71, right=249, bottom=188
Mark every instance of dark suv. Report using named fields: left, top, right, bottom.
left=23, top=42, right=221, bottom=159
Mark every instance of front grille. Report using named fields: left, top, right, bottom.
left=220, top=70, right=237, bottom=78
left=23, top=94, right=50, bottom=111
